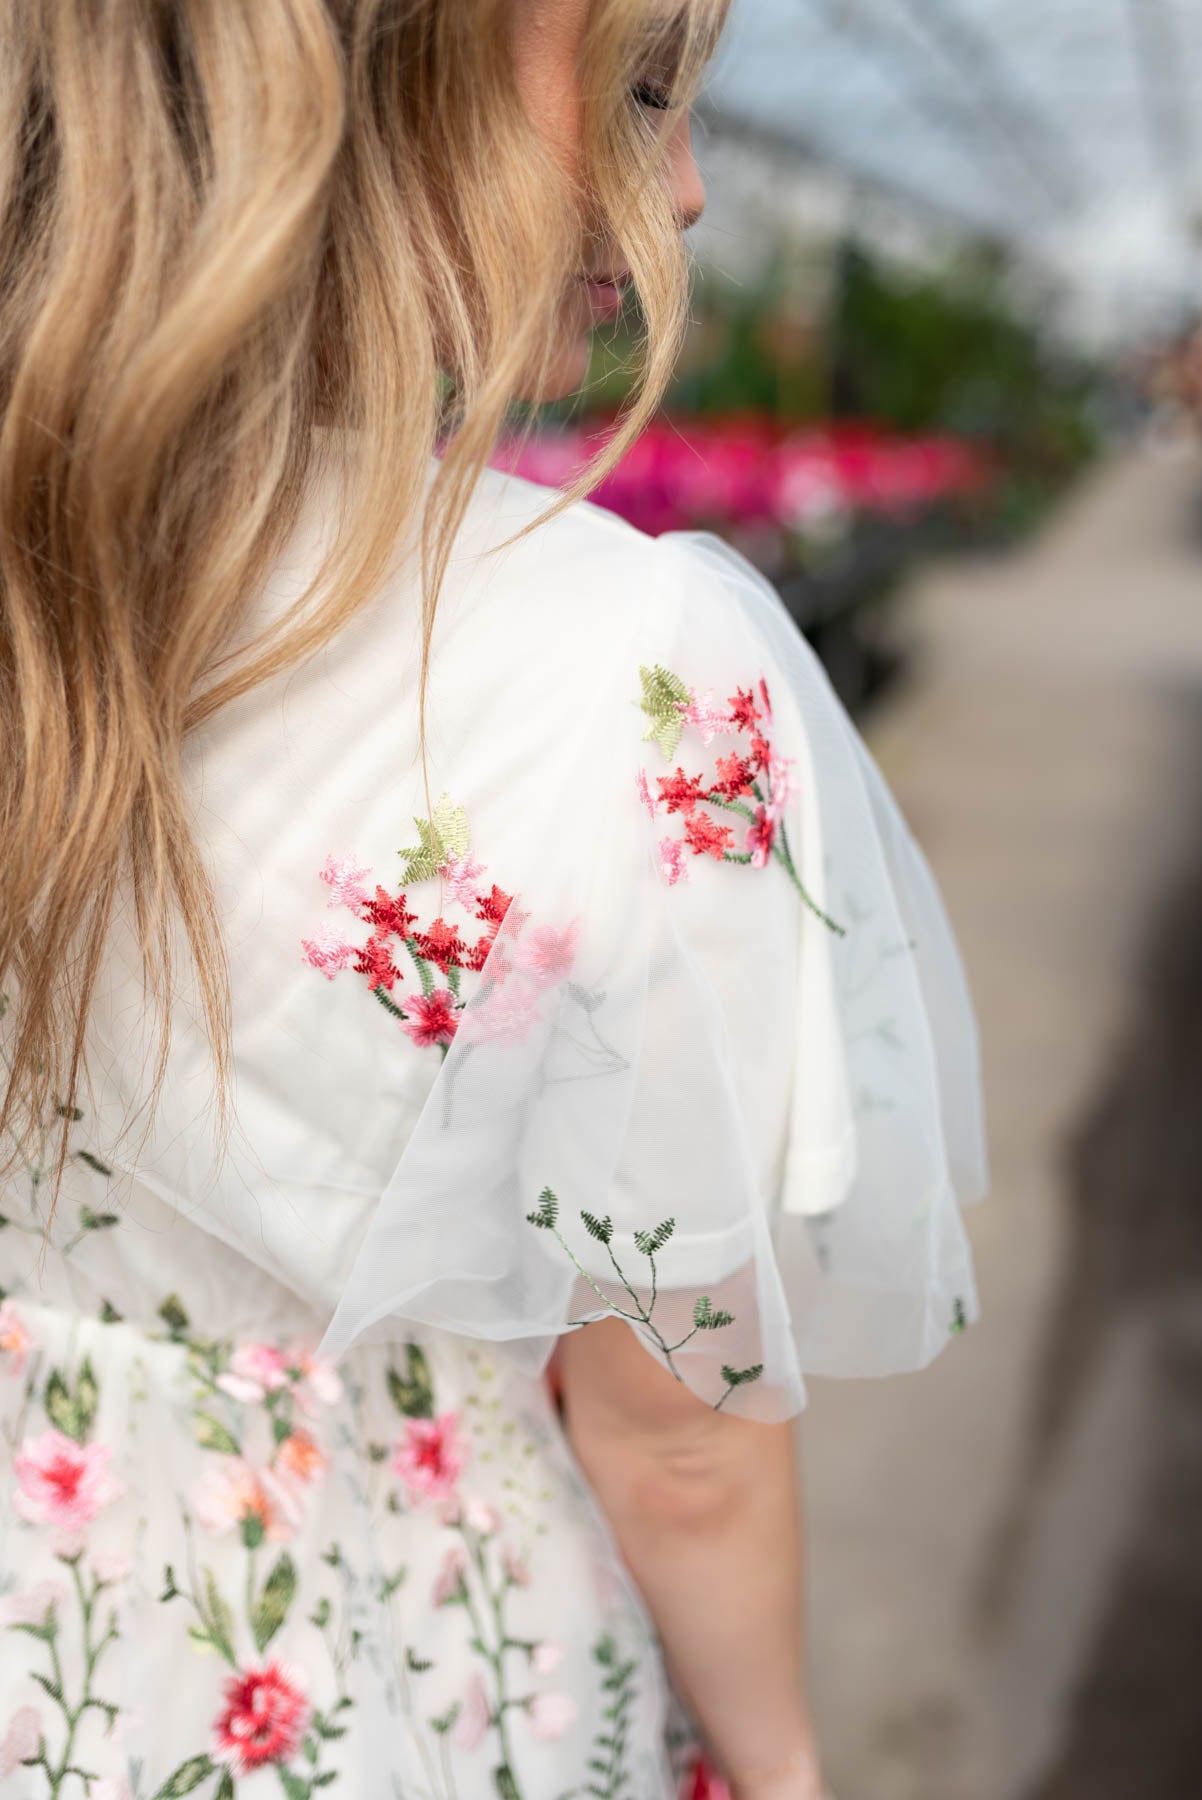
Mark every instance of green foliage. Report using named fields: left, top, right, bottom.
left=638, top=664, right=689, bottom=760
left=633, top=1219, right=675, bottom=1257
left=152, top=1755, right=214, bottom=1798
left=526, top=1187, right=559, bottom=1231
left=580, top=1211, right=614, bottom=1246
left=692, top=1296, right=735, bottom=1331
left=387, top=1342, right=435, bottom=1420
left=44, top=1356, right=99, bottom=1443
left=253, top=1553, right=297, bottom=1653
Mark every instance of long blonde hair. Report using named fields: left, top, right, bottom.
left=0, top=0, right=723, bottom=1198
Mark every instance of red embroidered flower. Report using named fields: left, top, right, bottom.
left=414, top=918, right=466, bottom=972
left=475, top=884, right=513, bottom=928
left=362, top=886, right=418, bottom=939
left=657, top=769, right=706, bottom=816
left=683, top=813, right=734, bottom=860
left=747, top=730, right=772, bottom=771
left=758, top=675, right=773, bottom=719
left=393, top=1411, right=466, bottom=1504
left=402, top=989, right=459, bottom=1049
left=712, top=753, right=756, bottom=798
left=213, top=1662, right=311, bottom=1772
left=745, top=804, right=776, bottom=868
left=353, top=934, right=402, bottom=992
left=728, top=686, right=762, bottom=731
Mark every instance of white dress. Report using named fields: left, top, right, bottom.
left=0, top=446, right=987, bottom=1798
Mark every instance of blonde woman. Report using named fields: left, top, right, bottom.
left=0, top=3, right=986, bottom=1797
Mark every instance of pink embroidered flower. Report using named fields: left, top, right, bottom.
left=213, top=1662, right=311, bottom=1772
left=527, top=1691, right=578, bottom=1741
left=216, top=1342, right=290, bottom=1404
left=432, top=1544, right=468, bottom=1606
left=681, top=688, right=737, bottom=745
left=0, top=1580, right=64, bottom=1628
left=636, top=768, right=656, bottom=819
left=766, top=752, right=797, bottom=821
left=464, top=1497, right=500, bottom=1537
left=683, top=813, right=733, bottom=861
left=0, top=1300, right=31, bottom=1374
left=758, top=675, right=773, bottom=720
left=439, top=851, right=487, bottom=907
left=318, top=854, right=372, bottom=912
left=0, top=1706, right=41, bottom=1780
left=659, top=837, right=688, bottom=887
left=292, top=1350, right=343, bottom=1409
left=274, top=1429, right=329, bottom=1488
left=502, top=1545, right=531, bottom=1588
left=92, top=1548, right=132, bottom=1585
left=13, top=1431, right=123, bottom=1534
left=464, top=982, right=542, bottom=1046
left=517, top=921, right=579, bottom=988
left=455, top=1672, right=491, bottom=1751
left=192, top=1459, right=302, bottom=1543
left=301, top=923, right=354, bottom=979
left=393, top=1411, right=465, bottom=1505
left=531, top=1639, right=564, bottom=1675
left=746, top=805, right=776, bottom=869
left=401, top=988, right=460, bottom=1050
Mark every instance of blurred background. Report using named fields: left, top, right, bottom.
left=505, top=3, right=1202, bottom=1797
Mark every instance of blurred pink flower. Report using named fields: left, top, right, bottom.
left=14, top=1431, right=122, bottom=1534
left=527, top=1691, right=578, bottom=1741
left=217, top=1342, right=290, bottom=1404
left=0, top=1707, right=41, bottom=1779
left=393, top=1412, right=466, bottom=1506
left=455, top=1673, right=491, bottom=1751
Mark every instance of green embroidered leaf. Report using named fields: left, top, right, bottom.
left=253, top=1553, right=297, bottom=1653
left=194, top=1413, right=241, bottom=1456
left=160, top=1565, right=180, bottom=1602
left=580, top=1211, right=613, bottom=1245
left=203, top=1569, right=237, bottom=1665
left=387, top=1342, right=435, bottom=1420
left=277, top=1772, right=310, bottom=1800
left=406, top=1647, right=434, bottom=1673
left=151, top=1754, right=214, bottom=1798
left=493, top=1767, right=521, bottom=1800
left=158, top=1293, right=191, bottom=1337
left=398, top=792, right=470, bottom=883
left=720, top=1362, right=764, bottom=1388
left=79, top=1206, right=119, bottom=1231
left=100, top=1298, right=124, bottom=1323
left=309, top=1597, right=331, bottom=1630
left=31, top=1670, right=63, bottom=1702
left=633, top=1218, right=675, bottom=1257
left=692, top=1296, right=735, bottom=1331
left=429, top=1702, right=461, bottom=1736
left=75, top=1354, right=99, bottom=1437
left=44, top=1368, right=82, bottom=1442
left=56, top=1103, right=85, bottom=1121
left=74, top=1148, right=114, bottom=1178
left=638, top=663, right=690, bottom=761
left=525, top=1187, right=559, bottom=1231
left=215, top=1773, right=236, bottom=1800
left=313, top=1775, right=339, bottom=1790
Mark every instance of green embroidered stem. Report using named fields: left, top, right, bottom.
left=403, top=936, right=436, bottom=998
left=373, top=986, right=407, bottom=1022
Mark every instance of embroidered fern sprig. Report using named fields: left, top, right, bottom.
left=526, top=1187, right=763, bottom=1409
left=398, top=792, right=470, bottom=884
left=586, top=1633, right=639, bottom=1799
left=638, top=663, right=690, bottom=761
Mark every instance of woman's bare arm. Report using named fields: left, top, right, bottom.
left=558, top=1317, right=828, bottom=1800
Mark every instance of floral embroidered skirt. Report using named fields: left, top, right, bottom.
left=0, top=1295, right=682, bottom=1799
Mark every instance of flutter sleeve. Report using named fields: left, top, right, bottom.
left=320, top=526, right=988, bottom=1418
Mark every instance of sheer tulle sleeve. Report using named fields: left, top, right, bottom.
left=319, top=528, right=987, bottom=1418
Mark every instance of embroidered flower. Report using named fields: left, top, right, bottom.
left=517, top=921, right=579, bottom=988
left=300, top=923, right=354, bottom=979
left=415, top=918, right=467, bottom=973
left=683, top=813, right=734, bottom=860
left=0, top=1300, right=31, bottom=1374
left=292, top=1350, right=343, bottom=1409
left=439, top=851, right=487, bottom=906
left=192, top=1459, right=302, bottom=1544
left=0, top=1580, right=64, bottom=1629
left=464, top=981, right=543, bottom=1046
left=502, top=1545, right=531, bottom=1588
left=656, top=769, right=706, bottom=816
left=746, top=805, right=776, bottom=869
left=680, top=687, right=737, bottom=745
left=713, top=752, right=757, bottom=798
left=91, top=1549, right=132, bottom=1585
left=728, top=686, right=762, bottom=731
left=455, top=1672, right=492, bottom=1751
left=526, top=1691, right=578, bottom=1741
left=531, top=1639, right=564, bottom=1675
left=401, top=989, right=460, bottom=1050
left=766, top=751, right=798, bottom=820
left=393, top=1412, right=465, bottom=1505
left=659, top=837, right=689, bottom=886
left=353, top=934, right=403, bottom=992
left=0, top=1706, right=41, bottom=1780
left=363, top=886, right=418, bottom=939
left=475, top=884, right=514, bottom=929
left=636, top=768, right=656, bottom=820
left=318, top=854, right=372, bottom=911
left=432, top=1545, right=468, bottom=1606
left=274, top=1429, right=329, bottom=1488
left=13, top=1431, right=123, bottom=1534
left=464, top=1497, right=500, bottom=1537
left=212, top=1662, right=311, bottom=1772
left=216, top=1342, right=290, bottom=1404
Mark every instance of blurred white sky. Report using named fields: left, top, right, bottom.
left=704, top=0, right=1202, bottom=344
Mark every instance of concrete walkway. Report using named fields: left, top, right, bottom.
left=802, top=440, right=1202, bottom=1800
